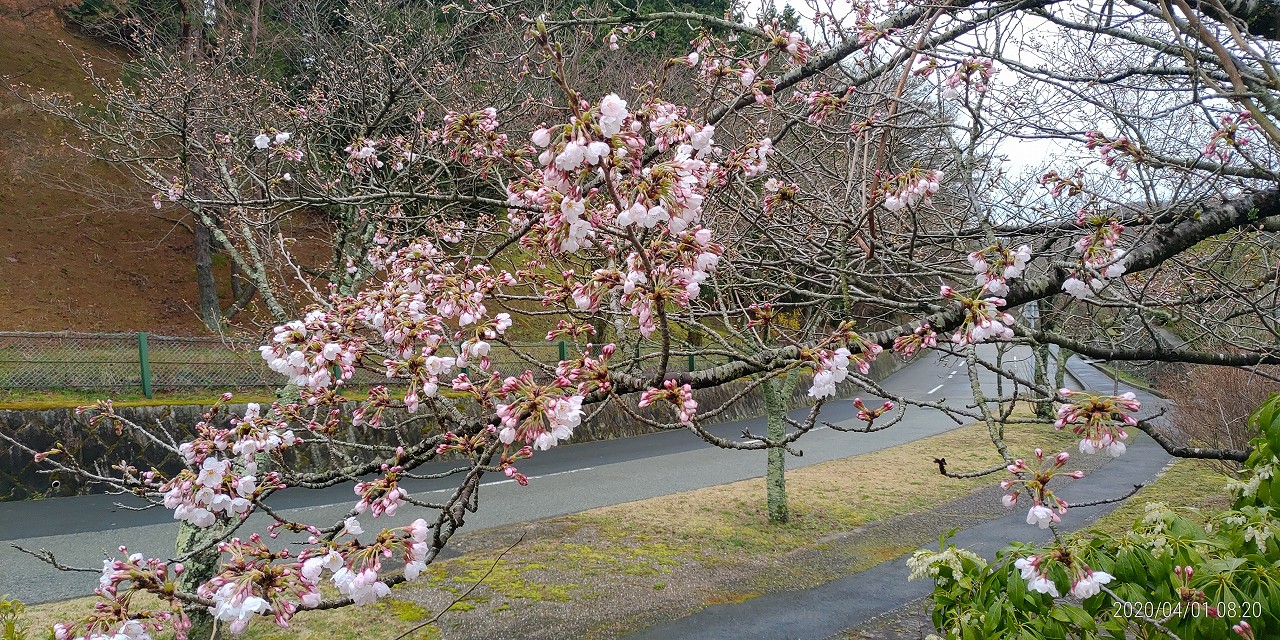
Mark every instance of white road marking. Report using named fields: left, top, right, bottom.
left=421, top=466, right=599, bottom=493
left=928, top=384, right=944, bottom=394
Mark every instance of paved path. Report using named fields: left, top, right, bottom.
left=625, top=357, right=1168, bottom=640
left=0, top=345, right=1066, bottom=604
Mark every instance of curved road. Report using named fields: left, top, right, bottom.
left=2, top=346, right=1062, bottom=604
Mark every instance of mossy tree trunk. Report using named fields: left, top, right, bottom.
left=175, top=521, right=222, bottom=640
left=763, top=371, right=799, bottom=524
left=1055, top=347, right=1071, bottom=393
left=1032, top=298, right=1059, bottom=419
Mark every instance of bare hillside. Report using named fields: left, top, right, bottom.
left=0, top=8, right=224, bottom=333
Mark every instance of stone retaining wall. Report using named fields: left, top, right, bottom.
left=0, top=355, right=904, bottom=500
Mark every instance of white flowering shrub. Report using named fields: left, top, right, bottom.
left=914, top=395, right=1280, bottom=639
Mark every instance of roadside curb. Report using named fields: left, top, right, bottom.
left=1074, top=358, right=1168, bottom=398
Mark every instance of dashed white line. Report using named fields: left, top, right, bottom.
left=928, top=384, right=944, bottom=394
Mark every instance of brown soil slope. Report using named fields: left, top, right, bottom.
left=0, top=9, right=214, bottom=333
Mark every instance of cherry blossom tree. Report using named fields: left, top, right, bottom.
left=13, top=0, right=1280, bottom=638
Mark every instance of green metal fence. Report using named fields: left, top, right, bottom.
left=0, top=331, right=280, bottom=396
left=0, top=332, right=692, bottom=397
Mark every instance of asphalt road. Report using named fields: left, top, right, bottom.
left=1, top=345, right=1050, bottom=604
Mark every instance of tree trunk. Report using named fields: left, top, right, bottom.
left=763, top=372, right=799, bottom=524
left=1055, top=347, right=1071, bottom=392
left=175, top=521, right=222, bottom=640
left=763, top=377, right=788, bottom=523
left=176, top=0, right=203, bottom=62
left=193, top=218, right=221, bottom=331
left=1029, top=297, right=1060, bottom=417
left=229, top=259, right=245, bottom=301
left=1034, top=343, right=1053, bottom=418
left=249, top=0, right=262, bottom=55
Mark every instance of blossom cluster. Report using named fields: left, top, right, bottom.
left=441, top=107, right=510, bottom=169
left=799, top=88, right=850, bottom=125
left=967, top=243, right=1031, bottom=296
left=941, top=58, right=996, bottom=99
left=638, top=379, right=699, bottom=425
left=1055, top=389, right=1140, bottom=456
left=809, top=347, right=852, bottom=399
left=852, top=397, right=895, bottom=424
left=1062, top=212, right=1128, bottom=299
left=253, top=129, right=303, bottom=163
left=892, top=324, right=938, bottom=359
left=1000, top=448, right=1084, bottom=528
left=1038, top=168, right=1086, bottom=198
left=494, top=371, right=586, bottom=451
left=160, top=402, right=293, bottom=528
left=515, top=93, right=734, bottom=344
left=880, top=168, right=943, bottom=211
left=1204, top=111, right=1258, bottom=163
left=762, top=177, right=799, bottom=214
left=54, top=549, right=188, bottom=640
left=1014, top=553, right=1113, bottom=599
left=940, top=285, right=1014, bottom=345
left=258, top=310, right=363, bottom=389
left=1085, top=131, right=1142, bottom=180
left=763, top=23, right=811, bottom=65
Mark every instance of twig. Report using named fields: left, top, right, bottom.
left=934, top=459, right=1007, bottom=479
left=390, top=533, right=526, bottom=640
left=1070, top=483, right=1146, bottom=508
left=12, top=545, right=101, bottom=573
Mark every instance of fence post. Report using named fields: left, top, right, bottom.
left=558, top=340, right=567, bottom=361
left=137, top=332, right=153, bottom=399
left=688, top=353, right=695, bottom=371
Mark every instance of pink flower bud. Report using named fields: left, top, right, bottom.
left=1233, top=621, right=1253, bottom=639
